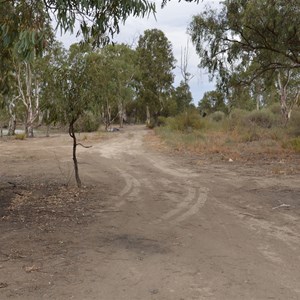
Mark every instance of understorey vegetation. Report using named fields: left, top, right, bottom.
left=155, top=105, right=300, bottom=159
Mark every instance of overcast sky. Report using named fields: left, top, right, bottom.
left=56, top=0, right=220, bottom=104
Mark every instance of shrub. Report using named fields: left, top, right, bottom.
left=15, top=133, right=26, bottom=140
left=243, top=109, right=276, bottom=128
left=283, top=137, right=300, bottom=152
left=239, top=127, right=260, bottom=142
left=75, top=112, right=100, bottom=132
left=229, top=108, right=249, bottom=128
left=210, top=111, right=225, bottom=122
left=157, top=116, right=167, bottom=127
left=167, top=110, right=205, bottom=132
left=269, top=103, right=282, bottom=116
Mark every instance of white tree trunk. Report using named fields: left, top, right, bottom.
left=8, top=98, right=17, bottom=136
left=146, top=105, right=151, bottom=126
left=16, top=62, right=40, bottom=137
left=277, top=71, right=290, bottom=122
left=118, top=102, right=123, bottom=128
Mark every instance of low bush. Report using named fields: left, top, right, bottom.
left=229, top=108, right=249, bottom=128
left=210, top=111, right=225, bottom=122
left=15, top=133, right=26, bottom=140
left=269, top=103, right=282, bottom=116
left=167, top=110, right=205, bottom=132
left=239, top=127, right=261, bottom=142
left=283, top=137, right=300, bottom=152
left=244, top=109, right=276, bottom=128
left=157, top=116, right=167, bottom=127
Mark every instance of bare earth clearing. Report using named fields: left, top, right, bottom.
left=0, top=125, right=300, bottom=300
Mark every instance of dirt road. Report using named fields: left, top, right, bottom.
left=1, top=126, right=300, bottom=299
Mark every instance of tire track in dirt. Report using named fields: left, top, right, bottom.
left=114, top=168, right=141, bottom=208
left=172, top=187, right=208, bottom=223
left=152, top=185, right=208, bottom=224
left=3, top=126, right=300, bottom=299
left=90, top=128, right=209, bottom=224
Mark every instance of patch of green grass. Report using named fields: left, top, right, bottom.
left=15, top=133, right=26, bottom=140
left=166, top=110, right=206, bottom=132
left=210, top=111, right=226, bottom=122
left=283, top=137, right=300, bottom=152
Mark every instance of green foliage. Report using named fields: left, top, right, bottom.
left=136, top=29, right=176, bottom=119
left=198, top=90, right=228, bottom=115
left=269, top=103, right=282, bottom=116
left=162, top=97, right=178, bottom=117
left=74, top=111, right=100, bottom=132
left=0, top=1, right=54, bottom=62
left=0, top=98, right=9, bottom=125
left=230, top=108, right=279, bottom=130
left=157, top=116, right=167, bottom=126
left=15, top=133, right=26, bottom=140
left=228, top=85, right=257, bottom=111
left=284, top=138, right=300, bottom=152
left=229, top=109, right=249, bottom=128
left=245, top=110, right=276, bottom=129
left=52, top=0, right=155, bottom=46
left=167, top=109, right=204, bottom=132
left=50, top=43, right=94, bottom=126
left=0, top=0, right=155, bottom=60
left=189, top=1, right=300, bottom=119
left=239, top=127, right=261, bottom=143
left=174, top=81, right=193, bottom=113
left=99, top=44, right=138, bottom=123
left=210, top=111, right=225, bottom=122
left=189, top=1, right=300, bottom=79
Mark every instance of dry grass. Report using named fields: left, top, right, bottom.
left=154, top=122, right=297, bottom=163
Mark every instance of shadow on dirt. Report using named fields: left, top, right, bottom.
left=99, top=233, right=169, bottom=255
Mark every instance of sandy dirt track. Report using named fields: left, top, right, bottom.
left=0, top=125, right=300, bottom=300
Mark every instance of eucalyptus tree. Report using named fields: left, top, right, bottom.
left=39, top=40, right=68, bottom=136
left=136, top=29, right=176, bottom=124
left=176, top=39, right=194, bottom=112
left=94, top=44, right=137, bottom=129
left=174, top=81, right=193, bottom=114
left=189, top=0, right=300, bottom=120
left=198, top=90, right=228, bottom=115
left=106, top=44, right=137, bottom=128
left=0, top=0, right=156, bottom=61
left=0, top=1, right=47, bottom=136
left=50, top=43, right=94, bottom=188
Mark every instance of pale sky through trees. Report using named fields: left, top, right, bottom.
left=56, top=0, right=220, bottom=104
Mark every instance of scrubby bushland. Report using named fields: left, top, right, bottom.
left=244, top=109, right=277, bottom=128
left=288, top=107, right=300, bottom=137
left=283, top=137, right=300, bottom=153
left=74, top=112, right=100, bottom=133
left=166, top=110, right=205, bottom=132
left=210, top=111, right=225, bottom=122
left=155, top=105, right=300, bottom=158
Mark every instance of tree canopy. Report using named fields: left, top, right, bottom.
left=136, top=28, right=176, bottom=120
left=0, top=0, right=156, bottom=59
left=189, top=0, right=300, bottom=119
left=189, top=0, right=300, bottom=81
